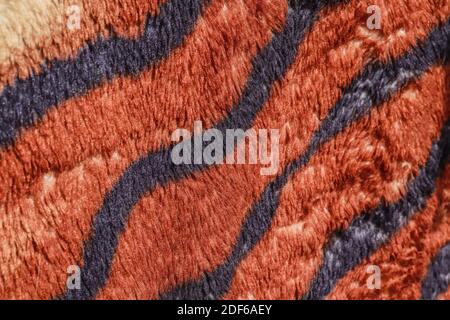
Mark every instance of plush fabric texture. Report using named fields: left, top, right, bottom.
left=0, top=0, right=449, bottom=300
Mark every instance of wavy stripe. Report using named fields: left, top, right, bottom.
left=1, top=0, right=287, bottom=300
left=323, top=161, right=450, bottom=300
left=60, top=0, right=340, bottom=300
left=421, top=242, right=450, bottom=300
left=304, top=120, right=450, bottom=300
left=0, top=0, right=208, bottom=148
left=161, top=19, right=450, bottom=300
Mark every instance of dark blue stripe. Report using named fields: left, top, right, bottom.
left=0, top=0, right=209, bottom=148
left=61, top=0, right=342, bottom=300
left=304, top=121, right=450, bottom=300
left=161, top=19, right=450, bottom=300
left=421, top=242, right=450, bottom=300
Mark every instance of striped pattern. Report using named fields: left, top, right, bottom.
left=0, top=0, right=449, bottom=300
left=305, top=121, right=450, bottom=299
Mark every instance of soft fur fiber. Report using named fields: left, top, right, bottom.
left=0, top=0, right=449, bottom=300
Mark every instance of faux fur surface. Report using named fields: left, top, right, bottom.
left=0, top=0, right=449, bottom=300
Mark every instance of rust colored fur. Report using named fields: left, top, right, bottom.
left=0, top=0, right=448, bottom=300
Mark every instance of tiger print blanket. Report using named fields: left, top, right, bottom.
left=0, top=0, right=449, bottom=300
